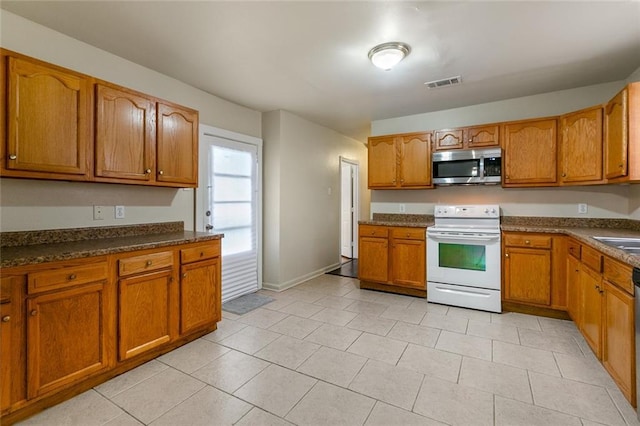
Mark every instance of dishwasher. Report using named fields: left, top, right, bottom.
left=635, top=267, right=640, bottom=418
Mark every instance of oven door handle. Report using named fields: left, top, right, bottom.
left=428, top=233, right=500, bottom=242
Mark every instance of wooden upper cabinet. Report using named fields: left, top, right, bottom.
left=368, top=132, right=431, bottom=189
left=4, top=55, right=91, bottom=179
left=465, top=125, right=500, bottom=148
left=95, top=83, right=155, bottom=182
left=368, top=136, right=398, bottom=188
left=604, top=88, right=628, bottom=180
left=560, top=106, right=603, bottom=185
left=434, top=129, right=464, bottom=150
left=433, top=124, right=500, bottom=151
left=156, top=102, right=198, bottom=187
left=503, top=118, right=558, bottom=187
left=399, top=133, right=431, bottom=187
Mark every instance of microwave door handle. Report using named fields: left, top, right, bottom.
left=479, top=157, right=486, bottom=178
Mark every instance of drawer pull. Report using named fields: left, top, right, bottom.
left=200, top=252, right=204, bottom=257
left=158, top=170, right=164, bottom=176
left=371, top=231, right=376, bottom=235
left=182, top=273, right=187, bottom=279
left=9, top=154, right=17, bottom=160
left=145, top=168, right=151, bottom=174
left=525, top=240, right=530, bottom=244
left=1, top=315, right=10, bottom=322
left=406, top=233, right=410, bottom=237
left=146, top=260, right=153, bottom=266
left=68, top=274, right=77, bottom=280
left=30, top=310, right=37, bottom=316
left=505, top=253, right=509, bottom=258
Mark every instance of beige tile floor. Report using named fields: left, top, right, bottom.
left=18, top=274, right=640, bottom=426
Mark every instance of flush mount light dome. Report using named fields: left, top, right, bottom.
left=368, top=42, right=411, bottom=70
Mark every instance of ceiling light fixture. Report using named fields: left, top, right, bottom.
left=368, top=42, right=411, bottom=71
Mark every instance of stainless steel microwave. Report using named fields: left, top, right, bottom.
left=432, top=147, right=502, bottom=185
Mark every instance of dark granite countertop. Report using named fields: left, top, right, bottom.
left=0, top=222, right=223, bottom=269
left=360, top=214, right=640, bottom=268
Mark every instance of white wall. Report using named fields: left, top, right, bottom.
left=263, top=110, right=369, bottom=290
left=630, top=185, right=640, bottom=221
left=370, top=81, right=637, bottom=220
left=0, top=11, right=262, bottom=232
left=372, top=81, right=625, bottom=136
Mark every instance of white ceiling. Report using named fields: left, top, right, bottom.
left=2, top=1, right=640, bottom=141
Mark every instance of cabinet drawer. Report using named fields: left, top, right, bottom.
left=503, top=234, right=552, bottom=249
left=391, top=227, right=426, bottom=241
left=567, top=239, right=581, bottom=259
left=581, top=245, right=603, bottom=273
left=28, top=262, right=108, bottom=294
left=181, top=242, right=220, bottom=264
left=360, top=225, right=388, bottom=238
left=119, top=251, right=174, bottom=277
left=603, top=257, right=633, bottom=294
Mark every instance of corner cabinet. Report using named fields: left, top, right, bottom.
left=358, top=224, right=426, bottom=297
left=1, top=49, right=199, bottom=188
left=368, top=132, right=432, bottom=189
left=502, top=118, right=558, bottom=187
left=2, top=55, right=92, bottom=180
left=605, top=82, right=640, bottom=182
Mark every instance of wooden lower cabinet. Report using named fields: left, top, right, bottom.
left=566, top=252, right=581, bottom=321
left=358, top=224, right=426, bottom=296
left=180, top=257, right=220, bottom=335
left=603, top=280, right=635, bottom=404
left=26, top=281, right=111, bottom=399
left=118, top=268, right=175, bottom=361
left=580, top=265, right=604, bottom=359
left=503, top=247, right=552, bottom=305
left=1, top=302, right=12, bottom=411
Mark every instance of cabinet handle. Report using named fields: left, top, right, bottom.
left=182, top=273, right=187, bottom=279
left=561, top=173, right=566, bottom=177
left=146, top=260, right=153, bottom=266
left=371, top=231, right=376, bottom=235
left=200, top=252, right=204, bottom=257
left=525, top=240, right=530, bottom=244
left=505, top=253, right=509, bottom=258
left=505, top=175, right=509, bottom=179
left=68, top=274, right=77, bottom=280
left=400, top=179, right=404, bottom=183
left=599, top=289, right=604, bottom=294
left=158, top=170, right=164, bottom=176
left=1, top=315, right=10, bottom=322
left=595, top=285, right=600, bottom=290
left=30, top=310, right=37, bottom=316
left=145, top=168, right=152, bottom=174
left=8, top=154, right=16, bottom=160
left=619, top=164, right=624, bottom=169
left=406, top=233, right=410, bottom=237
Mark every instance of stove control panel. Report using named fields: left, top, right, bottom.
left=434, top=204, right=500, bottom=218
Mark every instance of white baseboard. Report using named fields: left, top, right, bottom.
left=262, top=262, right=342, bottom=292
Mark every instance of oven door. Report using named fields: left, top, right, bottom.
left=427, top=229, right=501, bottom=289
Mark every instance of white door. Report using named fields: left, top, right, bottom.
left=197, top=126, right=262, bottom=303
left=340, top=158, right=359, bottom=259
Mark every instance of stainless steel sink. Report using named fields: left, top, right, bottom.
left=593, top=236, right=640, bottom=255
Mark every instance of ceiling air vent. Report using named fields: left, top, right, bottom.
left=424, top=75, right=462, bottom=89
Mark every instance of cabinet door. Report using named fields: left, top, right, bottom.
left=368, top=136, right=397, bottom=188
left=434, top=129, right=464, bottom=151
left=503, top=119, right=557, bottom=186
left=95, top=84, right=155, bottom=181
left=465, top=125, right=500, bottom=148
left=26, top=282, right=109, bottom=398
left=156, top=102, right=198, bottom=186
left=602, top=280, right=635, bottom=405
left=358, top=237, right=389, bottom=283
left=180, top=258, right=220, bottom=335
left=6, top=57, right=91, bottom=176
left=399, top=133, right=431, bottom=187
left=604, top=88, right=628, bottom=180
left=566, top=254, right=581, bottom=323
left=560, top=107, right=603, bottom=184
left=580, top=266, right=603, bottom=359
left=1, top=302, right=11, bottom=411
left=390, top=238, right=425, bottom=289
left=503, top=247, right=551, bottom=305
left=119, top=269, right=174, bottom=361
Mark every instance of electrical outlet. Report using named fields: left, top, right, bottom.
left=93, top=205, right=105, bottom=220
left=399, top=204, right=406, bottom=213
left=578, top=203, right=588, bottom=214
left=115, top=205, right=125, bottom=219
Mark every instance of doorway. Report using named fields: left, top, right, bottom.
left=340, top=157, right=359, bottom=263
left=196, top=125, right=262, bottom=303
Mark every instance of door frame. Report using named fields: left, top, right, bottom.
left=339, top=156, right=359, bottom=260
left=195, top=123, right=263, bottom=291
